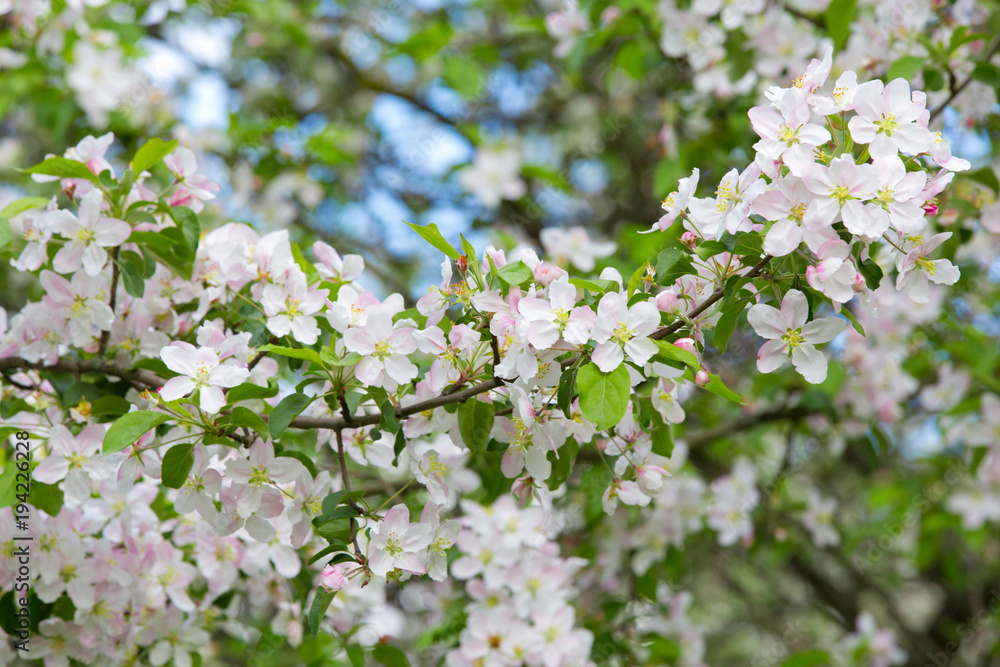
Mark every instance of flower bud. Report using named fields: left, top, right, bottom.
left=455, top=255, right=469, bottom=272
left=511, top=476, right=538, bottom=508
left=680, top=232, right=698, bottom=249
left=694, top=369, right=709, bottom=386
left=674, top=337, right=696, bottom=353
left=656, top=291, right=680, bottom=313
left=320, top=563, right=348, bottom=592
left=534, top=263, right=567, bottom=286
left=852, top=272, right=867, bottom=293
left=922, top=199, right=938, bottom=216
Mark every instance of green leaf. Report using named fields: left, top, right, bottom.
left=161, top=444, right=195, bottom=489
left=30, top=481, right=63, bottom=517
left=104, top=411, right=169, bottom=454
left=132, top=138, right=178, bottom=174
left=90, top=395, right=131, bottom=417
left=576, top=362, right=630, bottom=431
left=227, top=378, right=279, bottom=403
left=404, top=221, right=460, bottom=260
left=167, top=206, right=200, bottom=256
left=1, top=196, right=49, bottom=219
left=569, top=277, right=618, bottom=293
left=307, top=542, right=352, bottom=566
left=841, top=306, right=866, bottom=336
left=457, top=399, right=495, bottom=452
left=971, top=61, right=1000, bottom=91
left=654, top=247, right=696, bottom=286
left=886, top=55, right=925, bottom=82
left=781, top=650, right=832, bottom=667
left=557, top=366, right=578, bottom=418
left=24, top=157, right=100, bottom=183
left=346, top=645, right=365, bottom=667
left=859, top=258, right=884, bottom=291
left=258, top=344, right=324, bottom=367
left=320, top=349, right=363, bottom=367
left=548, top=439, right=580, bottom=491
left=714, top=296, right=751, bottom=354
left=651, top=423, right=674, bottom=458
left=306, top=588, right=337, bottom=638
left=372, top=645, right=411, bottom=667
left=0, top=218, right=10, bottom=248
left=824, top=0, right=857, bottom=50
left=497, top=260, right=533, bottom=286
left=693, top=240, right=728, bottom=261
left=379, top=400, right=401, bottom=434
left=229, top=406, right=269, bottom=440
left=732, top=231, right=764, bottom=257
left=653, top=340, right=700, bottom=368
left=269, top=393, right=313, bottom=440
left=701, top=373, right=743, bottom=404
left=115, top=258, right=145, bottom=298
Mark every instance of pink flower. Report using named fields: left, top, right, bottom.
left=343, top=308, right=418, bottom=390
left=159, top=342, right=250, bottom=413
left=747, top=289, right=846, bottom=384
left=261, top=276, right=327, bottom=344
left=646, top=169, right=699, bottom=233
left=319, top=563, right=348, bottom=592
left=806, top=240, right=861, bottom=303
left=47, top=190, right=131, bottom=276
left=591, top=292, right=659, bottom=372
left=867, top=155, right=928, bottom=235
left=800, top=155, right=877, bottom=237
left=894, top=232, right=960, bottom=304
left=748, top=88, right=830, bottom=162
left=848, top=78, right=932, bottom=159
left=688, top=164, right=767, bottom=238
left=518, top=276, right=594, bottom=350
left=312, top=241, right=364, bottom=282
left=368, top=504, right=433, bottom=577
left=163, top=147, right=221, bottom=212
left=40, top=269, right=114, bottom=347
left=33, top=424, right=104, bottom=504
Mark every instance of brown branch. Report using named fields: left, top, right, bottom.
left=650, top=254, right=773, bottom=341
left=0, top=357, right=162, bottom=389
left=335, top=427, right=363, bottom=558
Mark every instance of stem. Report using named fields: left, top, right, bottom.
left=929, top=32, right=1000, bottom=123
left=335, top=428, right=363, bottom=558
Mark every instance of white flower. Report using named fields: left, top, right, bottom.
left=159, top=342, right=250, bottom=413
left=591, top=292, right=660, bottom=372
left=747, top=289, right=846, bottom=384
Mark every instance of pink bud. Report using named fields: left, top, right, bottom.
left=534, top=263, right=567, bottom=286
left=600, top=6, right=622, bottom=25
left=922, top=200, right=938, bottom=216
left=673, top=338, right=696, bottom=353
left=852, top=272, right=867, bottom=292
left=680, top=232, right=698, bottom=249
left=656, top=291, right=680, bottom=313
left=456, top=255, right=469, bottom=272
left=320, top=563, right=348, bottom=592
left=694, top=369, right=709, bottom=386
left=511, top=476, right=538, bottom=508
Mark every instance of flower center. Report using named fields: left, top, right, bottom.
left=75, top=227, right=96, bottom=244
left=916, top=257, right=936, bottom=276
left=373, top=338, right=392, bottom=359
left=829, top=185, right=853, bottom=206
left=789, top=203, right=807, bottom=222
left=384, top=535, right=403, bottom=556
left=612, top=322, right=635, bottom=344
left=781, top=328, right=805, bottom=352
left=248, top=465, right=269, bottom=486
left=874, top=113, right=899, bottom=136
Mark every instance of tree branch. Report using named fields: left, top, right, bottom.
left=650, top=254, right=773, bottom=340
